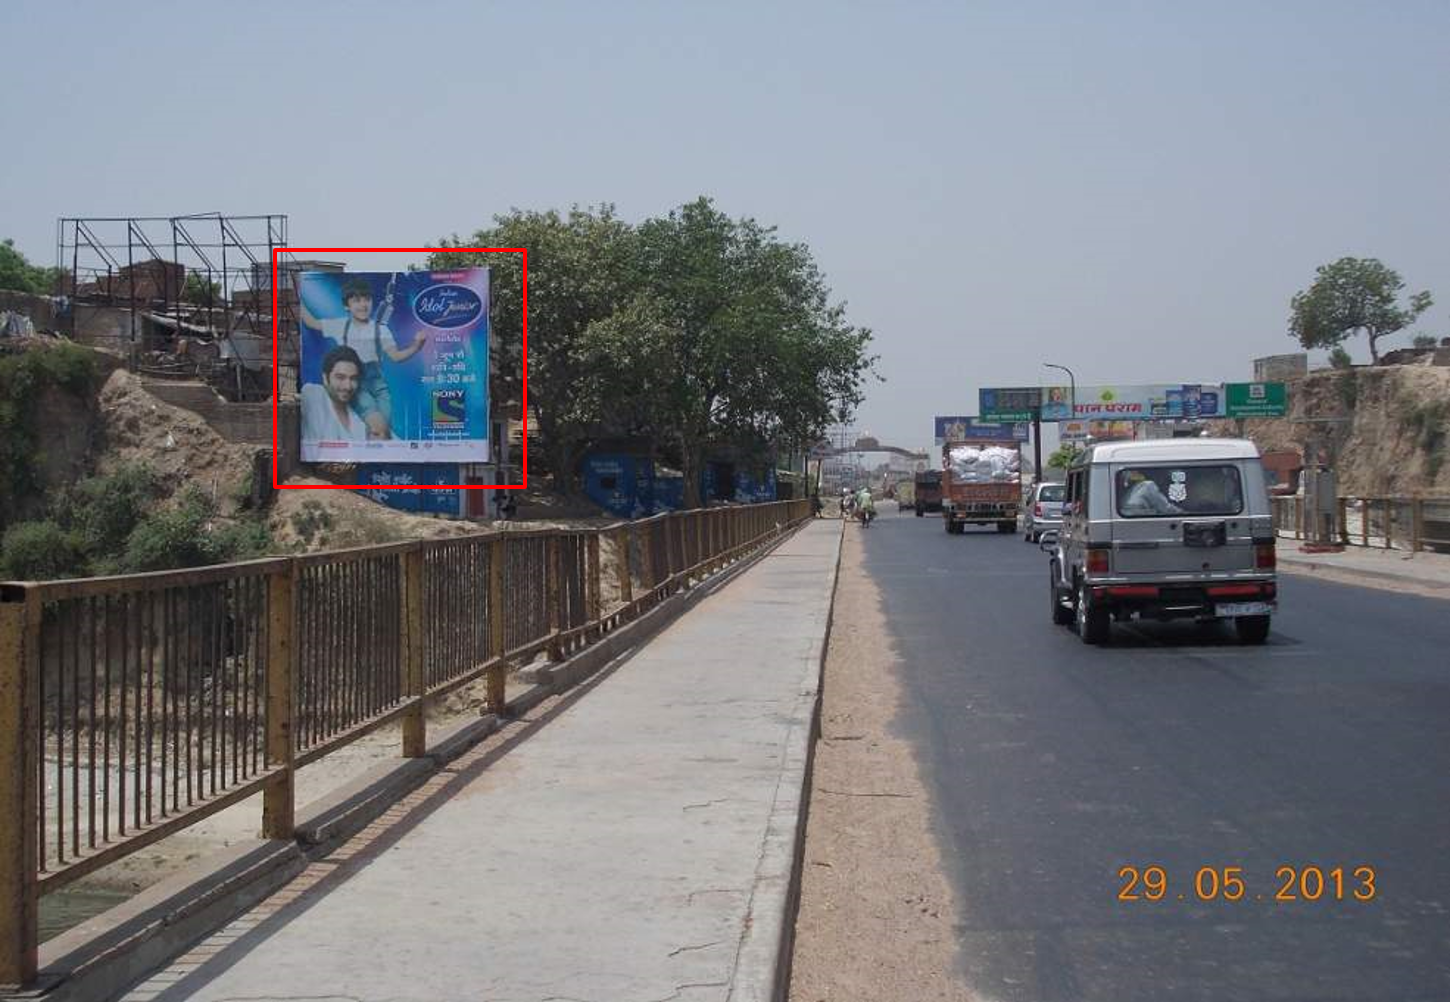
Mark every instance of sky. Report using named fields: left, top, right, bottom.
left=3, top=0, right=1448, bottom=453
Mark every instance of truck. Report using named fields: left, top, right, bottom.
left=941, top=438, right=1022, bottom=534
left=913, top=470, right=942, bottom=516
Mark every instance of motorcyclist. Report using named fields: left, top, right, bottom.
left=855, top=486, right=876, bottom=524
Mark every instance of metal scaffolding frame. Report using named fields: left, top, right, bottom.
left=55, top=213, right=298, bottom=400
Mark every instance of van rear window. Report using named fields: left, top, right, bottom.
left=1038, top=485, right=1066, bottom=502
left=1115, top=465, right=1243, bottom=518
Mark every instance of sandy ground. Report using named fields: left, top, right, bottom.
left=789, top=524, right=972, bottom=1002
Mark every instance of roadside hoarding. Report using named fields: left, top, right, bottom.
left=1224, top=382, right=1288, bottom=418
left=352, top=464, right=462, bottom=515
left=977, top=387, right=1042, bottom=423
left=935, top=415, right=1030, bottom=443
left=1060, top=420, right=1138, bottom=442
left=1039, top=384, right=1224, bottom=421
left=298, top=268, right=490, bottom=463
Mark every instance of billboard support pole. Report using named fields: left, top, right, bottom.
left=1032, top=412, right=1042, bottom=485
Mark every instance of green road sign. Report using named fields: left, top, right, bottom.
left=978, top=386, right=1041, bottom=423
left=1224, top=382, right=1287, bottom=418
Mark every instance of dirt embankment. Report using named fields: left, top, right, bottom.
left=98, top=369, right=259, bottom=514
left=1218, top=365, right=1450, bottom=496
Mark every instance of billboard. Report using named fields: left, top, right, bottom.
left=1039, top=384, right=1224, bottom=421
left=1224, top=382, right=1288, bottom=418
left=977, top=387, right=1042, bottom=423
left=1061, top=420, right=1138, bottom=442
left=298, top=268, right=490, bottom=463
left=935, top=416, right=1030, bottom=444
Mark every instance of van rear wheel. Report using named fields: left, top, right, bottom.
left=1076, top=580, right=1110, bottom=645
left=1050, top=566, right=1073, bottom=625
left=1235, top=615, right=1271, bottom=645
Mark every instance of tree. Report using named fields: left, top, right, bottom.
left=591, top=198, right=875, bottom=507
left=1047, top=443, right=1084, bottom=471
left=182, top=272, right=222, bottom=307
left=0, top=238, right=61, bottom=294
left=430, top=206, right=635, bottom=492
left=1289, top=257, right=1433, bottom=364
left=1413, top=334, right=1438, bottom=350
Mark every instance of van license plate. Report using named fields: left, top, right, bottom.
left=1216, top=602, right=1272, bottom=617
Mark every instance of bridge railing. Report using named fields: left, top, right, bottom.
left=0, top=499, right=810, bottom=985
left=1271, top=495, right=1450, bottom=553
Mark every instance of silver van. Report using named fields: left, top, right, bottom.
left=1043, top=438, right=1277, bottom=645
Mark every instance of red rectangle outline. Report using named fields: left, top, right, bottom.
left=271, top=247, right=527, bottom=491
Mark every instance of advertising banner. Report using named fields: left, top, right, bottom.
left=352, top=464, right=462, bottom=515
left=1039, top=384, right=1224, bottom=421
left=298, top=268, right=490, bottom=463
left=977, top=387, right=1042, bottom=423
left=1061, top=420, right=1138, bottom=442
left=1224, top=382, right=1288, bottom=418
left=935, top=416, right=1030, bottom=444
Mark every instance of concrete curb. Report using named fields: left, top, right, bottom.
left=29, top=842, right=305, bottom=1002
left=22, top=523, right=812, bottom=1002
left=1278, top=553, right=1450, bottom=592
left=729, top=520, right=845, bottom=1002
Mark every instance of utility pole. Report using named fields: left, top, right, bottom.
left=1043, top=362, right=1077, bottom=476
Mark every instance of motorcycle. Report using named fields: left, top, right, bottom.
left=856, top=506, right=875, bottom=527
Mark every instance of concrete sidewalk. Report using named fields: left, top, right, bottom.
left=1276, top=536, right=1450, bottom=592
left=118, top=519, right=842, bottom=1002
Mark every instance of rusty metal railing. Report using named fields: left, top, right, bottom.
left=0, top=498, right=809, bottom=984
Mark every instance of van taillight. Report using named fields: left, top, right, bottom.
left=1034, top=503, right=1043, bottom=517
left=1087, top=547, right=1110, bottom=574
left=1255, top=542, right=1276, bottom=570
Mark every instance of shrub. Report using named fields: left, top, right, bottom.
left=208, top=518, right=273, bottom=562
left=288, top=499, right=334, bottom=547
left=1335, top=370, right=1359, bottom=410
left=1328, top=346, right=1353, bottom=369
left=116, top=489, right=217, bottom=573
left=0, top=344, right=100, bottom=530
left=57, top=463, right=162, bottom=555
left=1405, top=400, right=1449, bottom=479
left=1, top=521, right=86, bottom=581
left=117, top=488, right=275, bottom=573
left=1413, top=334, right=1438, bottom=350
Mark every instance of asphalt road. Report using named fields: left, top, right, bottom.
left=859, top=507, right=1450, bottom=1002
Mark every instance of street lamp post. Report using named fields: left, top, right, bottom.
left=1042, top=362, right=1077, bottom=477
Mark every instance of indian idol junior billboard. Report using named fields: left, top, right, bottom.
left=298, top=268, right=490, bottom=463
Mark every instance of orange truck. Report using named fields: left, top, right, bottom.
left=941, top=438, right=1023, bottom=535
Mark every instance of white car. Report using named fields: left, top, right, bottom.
left=1023, top=481, right=1066, bottom=543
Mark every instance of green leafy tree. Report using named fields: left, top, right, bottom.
left=1289, top=257, right=1433, bottom=364
left=1047, top=443, right=1084, bottom=470
left=587, top=198, right=875, bottom=507
left=182, top=272, right=222, bottom=307
left=430, top=206, right=635, bottom=492
left=0, top=239, right=61, bottom=294
left=1413, top=334, right=1438, bottom=350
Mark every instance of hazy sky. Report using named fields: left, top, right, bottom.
left=4, top=1, right=1447, bottom=451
